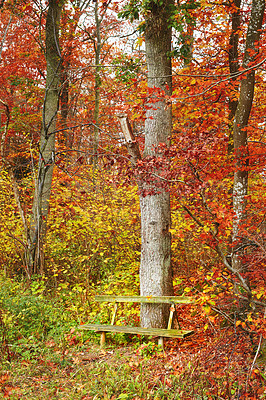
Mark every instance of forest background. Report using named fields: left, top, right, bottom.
left=0, top=0, right=266, bottom=398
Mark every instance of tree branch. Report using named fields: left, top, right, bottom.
left=117, top=114, right=142, bottom=166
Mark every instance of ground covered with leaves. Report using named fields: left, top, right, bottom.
left=0, top=274, right=265, bottom=399
left=1, top=331, right=265, bottom=400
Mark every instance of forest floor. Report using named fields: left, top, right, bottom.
left=1, top=332, right=265, bottom=400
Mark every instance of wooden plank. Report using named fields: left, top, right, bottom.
left=78, top=324, right=194, bottom=338
left=111, top=302, right=118, bottom=325
left=100, top=332, right=106, bottom=348
left=167, top=304, right=175, bottom=330
left=158, top=337, right=164, bottom=348
left=95, top=295, right=192, bottom=304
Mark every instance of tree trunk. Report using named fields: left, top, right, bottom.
left=140, top=0, right=174, bottom=328
left=59, top=63, right=69, bottom=144
left=232, top=0, right=265, bottom=272
left=228, top=0, right=241, bottom=155
left=93, top=0, right=101, bottom=169
left=30, top=0, right=63, bottom=275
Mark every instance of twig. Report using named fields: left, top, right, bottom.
left=247, top=334, right=262, bottom=383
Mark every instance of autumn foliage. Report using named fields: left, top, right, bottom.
left=0, top=0, right=266, bottom=398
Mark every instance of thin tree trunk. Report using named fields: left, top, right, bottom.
left=0, top=14, right=12, bottom=61
left=182, top=0, right=195, bottom=66
left=140, top=0, right=174, bottom=328
left=59, top=64, right=69, bottom=144
left=93, top=0, right=101, bottom=169
left=0, top=100, right=32, bottom=277
left=30, top=0, right=63, bottom=275
left=59, top=6, right=83, bottom=149
left=228, top=0, right=241, bottom=155
left=232, top=0, right=265, bottom=272
left=226, top=0, right=242, bottom=259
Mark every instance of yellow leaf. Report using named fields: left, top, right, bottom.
left=204, top=305, right=211, bottom=314
left=136, top=36, right=144, bottom=47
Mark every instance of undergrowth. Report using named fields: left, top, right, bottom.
left=0, top=274, right=265, bottom=399
left=1, top=342, right=265, bottom=399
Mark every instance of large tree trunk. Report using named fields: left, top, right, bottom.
left=30, top=0, right=63, bottom=275
left=140, top=0, right=174, bottom=328
left=232, top=0, right=265, bottom=273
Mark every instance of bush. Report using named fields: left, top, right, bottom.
left=0, top=275, right=79, bottom=357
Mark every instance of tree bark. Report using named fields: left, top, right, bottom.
left=228, top=0, right=241, bottom=155
left=59, top=63, right=70, bottom=144
left=140, top=0, right=174, bottom=328
left=93, top=0, right=101, bottom=169
left=30, top=0, right=63, bottom=274
left=232, top=0, right=265, bottom=272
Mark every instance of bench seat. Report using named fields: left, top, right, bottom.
left=79, top=323, right=194, bottom=338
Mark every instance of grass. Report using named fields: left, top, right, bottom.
left=0, top=275, right=265, bottom=399
left=1, top=340, right=265, bottom=399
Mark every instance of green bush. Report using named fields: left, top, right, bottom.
left=0, top=275, right=79, bottom=353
